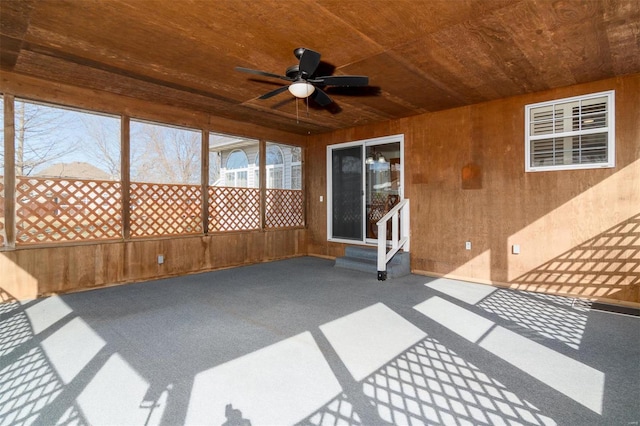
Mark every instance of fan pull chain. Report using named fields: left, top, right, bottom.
left=295, top=98, right=299, bottom=123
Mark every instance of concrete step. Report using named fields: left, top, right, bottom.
left=334, top=246, right=410, bottom=279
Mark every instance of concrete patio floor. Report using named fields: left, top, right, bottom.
left=1, top=256, right=638, bottom=425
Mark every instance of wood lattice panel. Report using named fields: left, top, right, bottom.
left=208, top=186, right=260, bottom=231
left=130, top=182, right=202, bottom=237
left=265, top=189, right=303, bottom=228
left=15, top=177, right=122, bottom=244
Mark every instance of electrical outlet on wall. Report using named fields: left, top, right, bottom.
left=157, top=255, right=164, bottom=265
left=465, top=241, right=472, bottom=250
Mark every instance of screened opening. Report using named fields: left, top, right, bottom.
left=129, top=120, right=202, bottom=237
left=0, top=98, right=305, bottom=246
left=12, top=99, right=122, bottom=244
left=211, top=134, right=259, bottom=189
left=209, top=133, right=260, bottom=231
left=264, top=142, right=304, bottom=229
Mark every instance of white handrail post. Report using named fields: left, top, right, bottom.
left=377, top=222, right=387, bottom=281
left=392, top=212, right=398, bottom=249
left=376, top=198, right=410, bottom=281
left=402, top=199, right=410, bottom=251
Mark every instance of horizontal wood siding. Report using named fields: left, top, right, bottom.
left=307, top=74, right=640, bottom=305
left=1, top=229, right=306, bottom=299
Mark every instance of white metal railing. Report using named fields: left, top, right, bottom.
left=376, top=198, right=410, bottom=280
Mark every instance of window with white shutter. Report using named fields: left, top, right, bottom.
left=525, top=91, right=615, bottom=172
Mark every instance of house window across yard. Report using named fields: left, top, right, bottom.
left=209, top=136, right=260, bottom=231
left=225, top=150, right=249, bottom=187
left=525, top=91, right=615, bottom=172
left=291, top=148, right=302, bottom=190
left=256, top=145, right=285, bottom=189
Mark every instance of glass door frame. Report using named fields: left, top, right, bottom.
left=326, top=134, right=405, bottom=245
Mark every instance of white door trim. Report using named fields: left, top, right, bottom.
left=327, top=134, right=405, bottom=245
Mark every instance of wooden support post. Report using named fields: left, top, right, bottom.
left=121, top=115, right=130, bottom=240
left=301, top=145, right=307, bottom=228
left=259, top=139, right=266, bottom=230
left=3, top=95, right=16, bottom=248
left=2, top=95, right=16, bottom=248
left=201, top=129, right=209, bottom=234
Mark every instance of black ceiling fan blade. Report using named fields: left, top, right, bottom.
left=258, top=85, right=290, bottom=99
left=311, top=75, right=369, bottom=86
left=235, top=67, right=293, bottom=82
left=311, top=87, right=333, bottom=107
left=299, top=49, right=321, bottom=77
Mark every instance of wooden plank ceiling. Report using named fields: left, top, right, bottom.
left=1, top=0, right=639, bottom=135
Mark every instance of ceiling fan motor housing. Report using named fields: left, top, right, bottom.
left=286, top=65, right=301, bottom=79
left=293, top=47, right=306, bottom=60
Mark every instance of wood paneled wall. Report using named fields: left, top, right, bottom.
left=0, top=72, right=308, bottom=300
left=307, top=74, right=640, bottom=306
left=2, top=71, right=638, bottom=305
left=0, top=230, right=306, bottom=299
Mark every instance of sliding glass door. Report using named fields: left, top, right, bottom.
left=328, top=135, right=404, bottom=244
left=331, top=146, right=363, bottom=240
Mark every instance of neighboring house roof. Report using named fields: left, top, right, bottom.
left=36, top=162, right=111, bottom=180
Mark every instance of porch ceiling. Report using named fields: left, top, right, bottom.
left=1, top=0, right=639, bottom=135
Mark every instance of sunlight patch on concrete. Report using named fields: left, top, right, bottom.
left=77, top=353, right=165, bottom=425
left=415, top=297, right=494, bottom=343
left=361, top=336, right=557, bottom=425
left=320, top=302, right=426, bottom=382
left=186, top=331, right=341, bottom=425
left=40, top=317, right=105, bottom=384
left=25, top=295, right=73, bottom=334
left=425, top=279, right=588, bottom=349
left=415, top=297, right=604, bottom=414
left=425, top=278, right=497, bottom=305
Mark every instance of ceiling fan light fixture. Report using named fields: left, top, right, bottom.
left=288, top=81, right=315, bottom=98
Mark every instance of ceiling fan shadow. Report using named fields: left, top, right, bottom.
left=325, top=86, right=382, bottom=97
left=247, top=78, right=285, bottom=87
left=307, top=98, right=342, bottom=114
left=272, top=96, right=296, bottom=109
left=314, top=61, right=336, bottom=77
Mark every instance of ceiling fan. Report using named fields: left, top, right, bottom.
left=235, top=47, right=369, bottom=107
